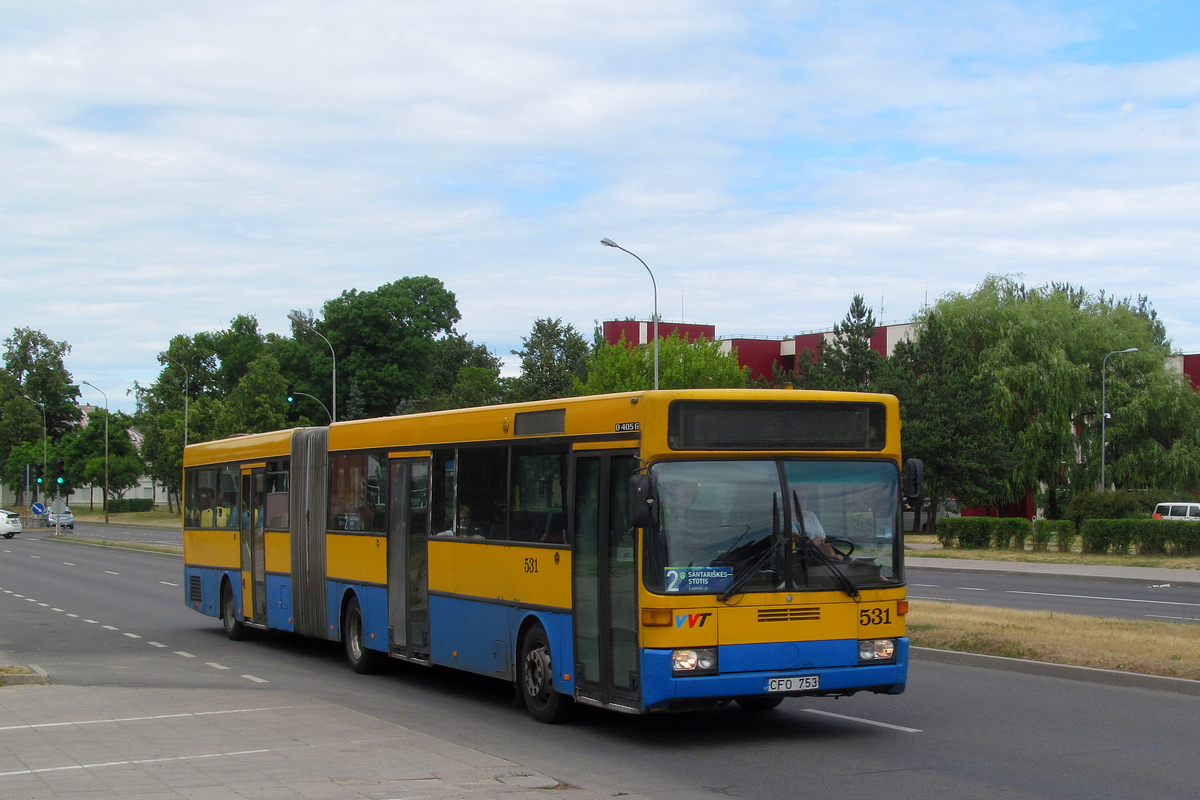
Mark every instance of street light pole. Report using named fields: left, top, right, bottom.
left=1100, top=347, right=1138, bottom=491
left=164, top=358, right=190, bottom=450
left=303, top=325, right=337, bottom=423
left=81, top=381, right=109, bottom=524
left=600, top=238, right=659, bottom=390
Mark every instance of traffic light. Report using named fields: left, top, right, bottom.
left=53, top=458, right=65, bottom=486
left=35, top=464, right=44, bottom=484
left=286, top=383, right=295, bottom=403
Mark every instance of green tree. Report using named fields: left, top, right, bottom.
left=879, top=310, right=1019, bottom=529
left=509, top=318, right=590, bottom=401
left=578, top=332, right=748, bottom=394
left=214, top=355, right=290, bottom=437
left=3, top=328, right=80, bottom=440
left=314, top=277, right=461, bottom=417
left=794, top=296, right=883, bottom=391
left=62, top=409, right=144, bottom=507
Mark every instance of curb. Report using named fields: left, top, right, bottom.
left=0, top=664, right=49, bottom=687
left=912, top=647, right=1200, bottom=697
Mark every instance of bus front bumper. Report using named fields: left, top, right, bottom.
left=640, top=637, right=908, bottom=711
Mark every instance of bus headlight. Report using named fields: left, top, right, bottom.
left=672, top=648, right=718, bottom=675
left=858, top=638, right=896, bottom=663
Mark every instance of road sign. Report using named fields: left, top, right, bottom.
left=31, top=502, right=45, bottom=516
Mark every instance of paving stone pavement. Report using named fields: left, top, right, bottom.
left=0, top=685, right=642, bottom=800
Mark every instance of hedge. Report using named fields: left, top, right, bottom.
left=1079, top=519, right=1200, bottom=555
left=1032, top=519, right=1076, bottom=553
left=934, top=516, right=1032, bottom=550
left=105, top=498, right=154, bottom=513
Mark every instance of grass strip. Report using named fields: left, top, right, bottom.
left=909, top=600, right=1200, bottom=681
left=53, top=536, right=182, bottom=556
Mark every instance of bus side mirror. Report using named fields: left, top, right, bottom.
left=629, top=474, right=657, bottom=529
left=903, top=458, right=925, bottom=505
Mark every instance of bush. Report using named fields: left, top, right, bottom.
left=935, top=518, right=958, bottom=548
left=1164, top=521, right=1200, bottom=556
left=1030, top=520, right=1055, bottom=552
left=1053, top=520, right=1077, bottom=553
left=1065, top=489, right=1143, bottom=529
left=954, top=517, right=994, bottom=549
left=106, top=498, right=154, bottom=513
left=1080, top=520, right=1112, bottom=554
left=995, top=518, right=1030, bottom=550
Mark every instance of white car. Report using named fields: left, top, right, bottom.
left=2, top=509, right=22, bottom=539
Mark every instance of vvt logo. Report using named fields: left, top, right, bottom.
left=675, top=612, right=712, bottom=628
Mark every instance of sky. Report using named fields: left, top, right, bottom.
left=2, top=0, right=1199, bottom=414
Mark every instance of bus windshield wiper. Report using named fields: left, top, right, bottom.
left=797, top=536, right=860, bottom=599
left=718, top=537, right=781, bottom=602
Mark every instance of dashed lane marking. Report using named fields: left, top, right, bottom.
left=802, top=708, right=922, bottom=733
left=0, top=706, right=293, bottom=732
left=174, top=651, right=196, bottom=658
left=206, top=662, right=230, bottom=670
left=242, top=675, right=268, bottom=683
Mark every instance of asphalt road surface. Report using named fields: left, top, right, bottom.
left=3, top=532, right=1200, bottom=799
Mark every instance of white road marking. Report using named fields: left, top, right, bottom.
left=206, top=662, right=230, bottom=670
left=37, top=603, right=49, bottom=607
left=911, top=595, right=959, bottom=603
left=955, top=587, right=987, bottom=591
left=174, top=651, right=196, bottom=658
left=0, top=749, right=271, bottom=777
left=13, top=594, right=24, bottom=598
left=124, top=633, right=142, bottom=639
left=0, top=706, right=292, bottom=732
left=242, top=675, right=268, bottom=683
left=802, top=708, right=922, bottom=733
left=105, top=570, right=120, bottom=575
left=25, top=598, right=37, bottom=602
left=51, top=608, right=63, bottom=612
left=1007, top=590, right=1200, bottom=607
left=160, top=581, right=179, bottom=587
left=62, top=562, right=75, bottom=566
left=66, top=613, right=79, bottom=618
left=1145, top=614, right=1200, bottom=622
left=30, top=555, right=40, bottom=559
left=102, top=625, right=119, bottom=631
left=84, top=619, right=98, bottom=624
left=910, top=583, right=939, bottom=587
left=147, top=642, right=167, bottom=648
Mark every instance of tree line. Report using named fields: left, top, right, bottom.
left=3, top=273, right=1198, bottom=519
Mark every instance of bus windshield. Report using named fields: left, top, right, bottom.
left=644, top=459, right=900, bottom=595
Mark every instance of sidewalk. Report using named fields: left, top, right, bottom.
left=0, top=683, right=648, bottom=800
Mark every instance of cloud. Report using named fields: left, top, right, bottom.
left=1, top=1, right=1198, bottom=411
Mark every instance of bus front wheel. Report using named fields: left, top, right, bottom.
left=519, top=625, right=574, bottom=724
left=221, top=581, right=246, bottom=641
left=735, top=695, right=784, bottom=711
left=343, top=597, right=385, bottom=674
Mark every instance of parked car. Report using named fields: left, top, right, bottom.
left=47, top=507, right=74, bottom=529
left=1152, top=502, right=1200, bottom=520
left=2, top=509, right=22, bottom=538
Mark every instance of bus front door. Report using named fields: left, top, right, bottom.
left=239, top=467, right=268, bottom=626
left=573, top=451, right=639, bottom=709
left=388, top=458, right=431, bottom=660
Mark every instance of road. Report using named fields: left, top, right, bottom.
left=3, top=531, right=1200, bottom=799
left=907, top=566, right=1200, bottom=624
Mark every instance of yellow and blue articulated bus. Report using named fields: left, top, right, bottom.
left=182, top=389, right=918, bottom=722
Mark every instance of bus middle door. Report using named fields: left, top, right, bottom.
left=239, top=466, right=268, bottom=626
left=572, top=449, right=639, bottom=709
left=387, top=457, right=431, bottom=660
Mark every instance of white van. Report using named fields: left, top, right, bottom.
left=1151, top=502, right=1200, bottom=520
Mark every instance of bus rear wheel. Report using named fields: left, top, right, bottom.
left=519, top=625, right=574, bottom=724
left=221, top=581, right=246, bottom=641
left=343, top=596, right=385, bottom=674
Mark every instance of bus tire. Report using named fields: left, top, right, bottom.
left=221, top=580, right=246, bottom=641
left=343, top=596, right=384, bottom=674
left=735, top=695, right=784, bottom=711
left=518, top=624, right=574, bottom=724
